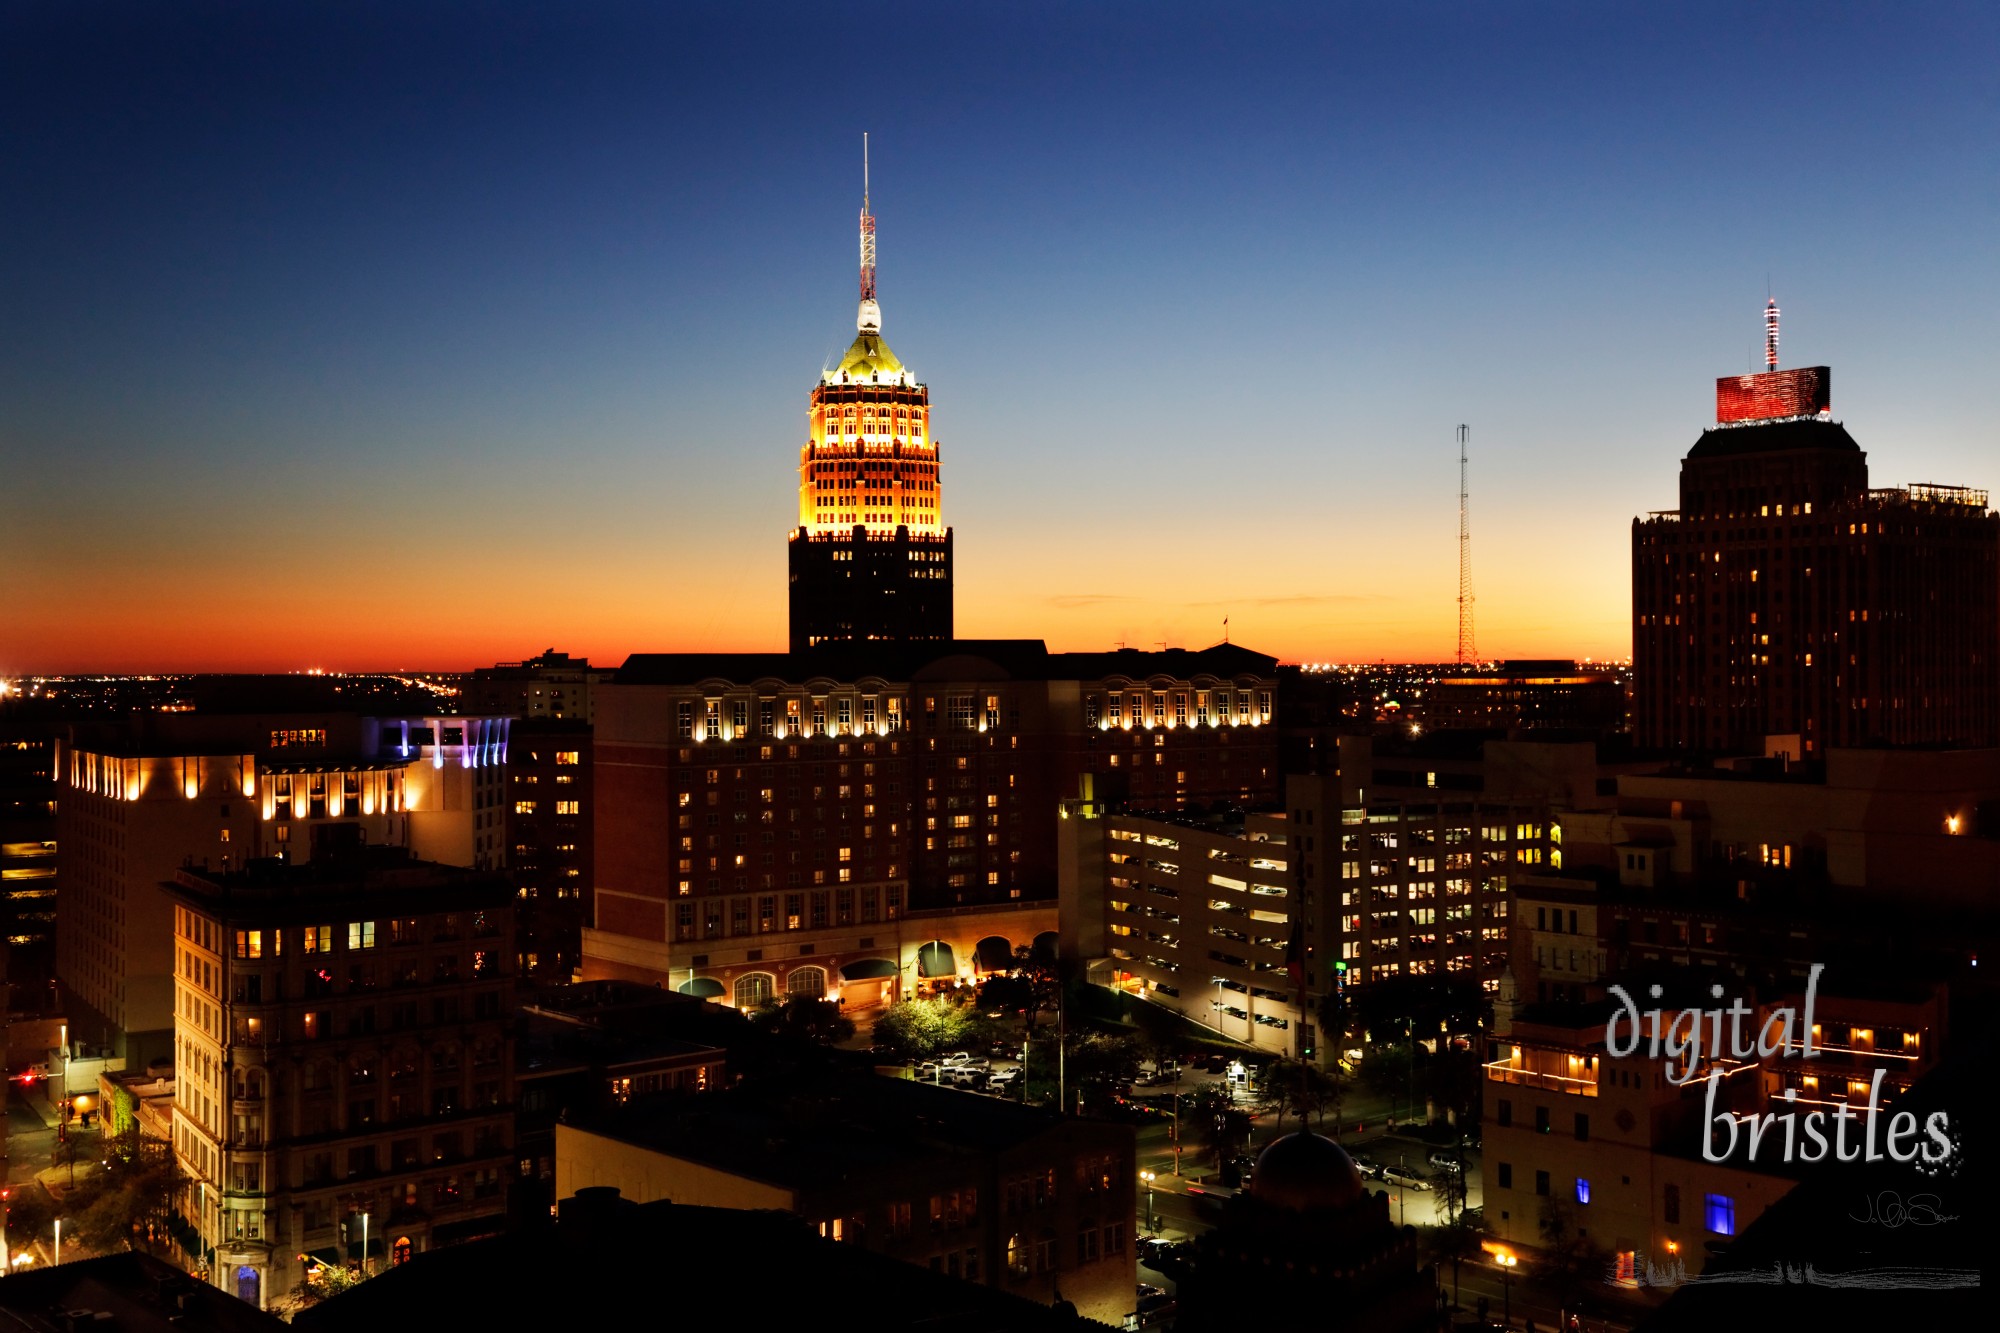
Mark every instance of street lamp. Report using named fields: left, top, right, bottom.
left=1139, top=1170, right=1156, bottom=1233
left=1497, top=1251, right=1517, bottom=1326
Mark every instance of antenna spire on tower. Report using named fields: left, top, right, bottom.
left=858, top=133, right=878, bottom=318
left=1457, top=424, right=1477, bottom=667
left=1764, top=296, right=1780, bottom=370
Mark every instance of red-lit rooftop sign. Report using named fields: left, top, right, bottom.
left=1716, top=366, right=1830, bottom=423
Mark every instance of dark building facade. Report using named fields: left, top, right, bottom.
left=1632, top=374, right=1999, bottom=754
left=504, top=718, right=593, bottom=982
left=789, top=522, right=953, bottom=652
left=1173, top=1131, right=1437, bottom=1331
left=556, top=1071, right=1138, bottom=1326
left=0, top=724, right=58, bottom=985
left=463, top=649, right=610, bottom=723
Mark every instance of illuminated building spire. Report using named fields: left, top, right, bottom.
left=1765, top=296, right=1780, bottom=370
left=857, top=133, right=880, bottom=334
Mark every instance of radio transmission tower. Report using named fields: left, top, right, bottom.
left=1456, top=424, right=1477, bottom=666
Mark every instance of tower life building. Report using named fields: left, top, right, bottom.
left=1631, top=301, right=1999, bottom=754
left=788, top=149, right=952, bottom=652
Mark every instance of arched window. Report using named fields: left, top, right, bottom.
left=734, top=973, right=774, bottom=1009
left=787, top=966, right=827, bottom=999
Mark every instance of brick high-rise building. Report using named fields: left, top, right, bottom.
left=787, top=154, right=952, bottom=651
left=55, top=711, right=509, bottom=1061
left=583, top=641, right=1279, bottom=1004
left=1632, top=319, right=1999, bottom=754
left=165, top=850, right=515, bottom=1309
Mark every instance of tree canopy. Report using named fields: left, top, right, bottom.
left=870, top=997, right=975, bottom=1061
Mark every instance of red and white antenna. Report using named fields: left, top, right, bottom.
left=1764, top=296, right=1780, bottom=370
left=856, top=131, right=880, bottom=328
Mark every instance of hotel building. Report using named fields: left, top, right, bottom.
left=584, top=641, right=1279, bottom=1007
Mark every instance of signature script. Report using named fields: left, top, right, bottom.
left=1848, top=1191, right=1958, bottom=1228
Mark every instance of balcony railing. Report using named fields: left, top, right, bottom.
left=1483, top=1061, right=1599, bottom=1097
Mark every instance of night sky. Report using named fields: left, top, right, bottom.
left=4, top=1, right=1995, bottom=672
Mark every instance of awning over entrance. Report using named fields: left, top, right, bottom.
left=974, top=936, right=1015, bottom=972
left=676, top=977, right=726, bottom=998
left=305, top=1248, right=341, bottom=1269
left=840, top=958, right=898, bottom=982
left=1031, top=931, right=1059, bottom=965
left=916, top=941, right=957, bottom=978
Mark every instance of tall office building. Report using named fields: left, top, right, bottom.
left=165, top=850, right=515, bottom=1308
left=1632, top=307, right=2000, bottom=753
left=787, top=153, right=952, bottom=651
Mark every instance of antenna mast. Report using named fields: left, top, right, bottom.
left=859, top=133, right=876, bottom=303
left=1456, top=424, right=1477, bottom=666
left=1764, top=296, right=1779, bottom=370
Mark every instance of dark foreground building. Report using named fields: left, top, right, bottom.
left=1632, top=347, right=1999, bottom=754
left=0, top=1252, right=287, bottom=1333
left=293, top=1187, right=1114, bottom=1332
left=1173, top=1131, right=1438, bottom=1331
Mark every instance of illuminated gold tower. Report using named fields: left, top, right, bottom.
left=787, top=139, right=953, bottom=651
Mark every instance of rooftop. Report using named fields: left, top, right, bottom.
left=615, top=640, right=1278, bottom=687
left=0, top=1252, right=287, bottom=1333
left=570, top=1068, right=1089, bottom=1193
left=826, top=330, right=908, bottom=383
left=1685, top=416, right=1859, bottom=460
left=293, top=1188, right=1112, bottom=1332
left=162, top=848, right=509, bottom=915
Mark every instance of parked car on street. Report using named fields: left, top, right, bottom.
left=1429, top=1150, right=1465, bottom=1172
left=986, top=1068, right=1022, bottom=1092
left=1351, top=1153, right=1385, bottom=1179
left=1383, top=1167, right=1431, bottom=1191
left=941, top=1051, right=989, bottom=1069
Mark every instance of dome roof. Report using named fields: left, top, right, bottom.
left=1248, top=1131, right=1365, bottom=1213
left=827, top=332, right=906, bottom=383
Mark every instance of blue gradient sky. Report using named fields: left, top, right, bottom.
left=4, top=1, right=1995, bottom=671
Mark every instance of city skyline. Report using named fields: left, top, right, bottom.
left=5, top=2, right=1997, bottom=673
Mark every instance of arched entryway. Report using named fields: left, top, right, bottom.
left=234, top=1265, right=260, bottom=1306
left=392, top=1236, right=412, bottom=1266
left=974, top=935, right=1015, bottom=973
left=838, top=958, right=898, bottom=1009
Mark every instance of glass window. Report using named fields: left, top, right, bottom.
left=1704, top=1193, right=1735, bottom=1236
